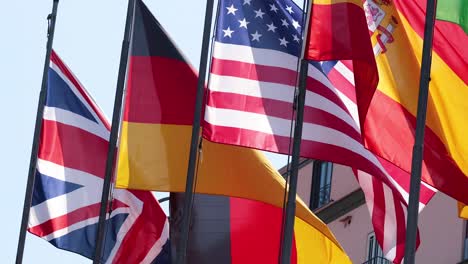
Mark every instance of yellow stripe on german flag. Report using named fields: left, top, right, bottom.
left=117, top=120, right=350, bottom=262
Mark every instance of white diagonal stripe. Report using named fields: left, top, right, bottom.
left=50, top=62, right=106, bottom=128
left=382, top=185, right=397, bottom=260
left=140, top=220, right=170, bottom=264
left=334, top=61, right=355, bottom=86
left=43, top=106, right=110, bottom=140
left=36, top=159, right=102, bottom=186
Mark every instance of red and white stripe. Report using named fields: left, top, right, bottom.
left=205, top=42, right=435, bottom=197
left=330, top=61, right=437, bottom=264
left=206, top=43, right=391, bottom=185
left=204, top=41, right=437, bottom=263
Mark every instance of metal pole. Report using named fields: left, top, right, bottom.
left=280, top=60, right=308, bottom=264
left=280, top=0, right=313, bottom=262
left=93, top=0, right=135, bottom=263
left=404, top=0, right=437, bottom=263
left=177, top=0, right=215, bottom=263
left=15, top=1, right=59, bottom=263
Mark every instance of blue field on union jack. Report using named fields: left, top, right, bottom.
left=28, top=51, right=170, bottom=264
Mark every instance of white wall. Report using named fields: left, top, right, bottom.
left=415, top=192, right=465, bottom=264
left=328, top=205, right=374, bottom=263
left=330, top=164, right=360, bottom=202
left=297, top=162, right=313, bottom=207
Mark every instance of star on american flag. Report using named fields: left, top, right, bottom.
left=217, top=0, right=303, bottom=54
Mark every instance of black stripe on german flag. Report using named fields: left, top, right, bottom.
left=170, top=193, right=298, bottom=264
left=132, top=0, right=185, bottom=61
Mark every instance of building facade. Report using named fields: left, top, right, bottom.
left=280, top=160, right=468, bottom=264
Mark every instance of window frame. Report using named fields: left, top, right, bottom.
left=463, top=220, right=468, bottom=261
left=365, top=232, right=389, bottom=264
left=309, top=160, right=333, bottom=210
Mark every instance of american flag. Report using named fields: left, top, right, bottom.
left=203, top=0, right=437, bottom=263
left=323, top=60, right=438, bottom=263
left=204, top=0, right=392, bottom=178
left=204, top=0, right=304, bottom=152
left=27, top=51, right=170, bottom=264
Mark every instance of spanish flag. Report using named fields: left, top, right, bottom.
left=116, top=0, right=350, bottom=262
left=361, top=0, right=468, bottom=204
left=306, top=0, right=378, bottom=126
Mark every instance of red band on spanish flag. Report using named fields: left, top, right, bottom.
left=306, top=0, right=378, bottom=128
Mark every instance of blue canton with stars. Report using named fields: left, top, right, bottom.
left=216, top=0, right=304, bottom=57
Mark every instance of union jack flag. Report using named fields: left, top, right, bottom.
left=27, top=51, right=170, bottom=263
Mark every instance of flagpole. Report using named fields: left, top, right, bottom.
left=404, top=0, right=437, bottom=263
left=93, top=0, right=135, bottom=263
left=15, top=1, right=59, bottom=263
left=177, top=0, right=215, bottom=263
left=280, top=0, right=313, bottom=263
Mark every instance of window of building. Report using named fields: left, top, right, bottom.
left=364, top=232, right=390, bottom=264
left=309, top=161, right=333, bottom=210
left=464, top=221, right=468, bottom=261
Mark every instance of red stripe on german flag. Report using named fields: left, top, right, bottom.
left=170, top=194, right=298, bottom=264
left=124, top=56, right=197, bottom=125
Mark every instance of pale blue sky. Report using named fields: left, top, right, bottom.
left=1, top=1, right=288, bottom=263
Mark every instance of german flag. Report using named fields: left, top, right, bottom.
left=361, top=0, right=468, bottom=204
left=116, top=0, right=350, bottom=262
left=170, top=193, right=348, bottom=264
